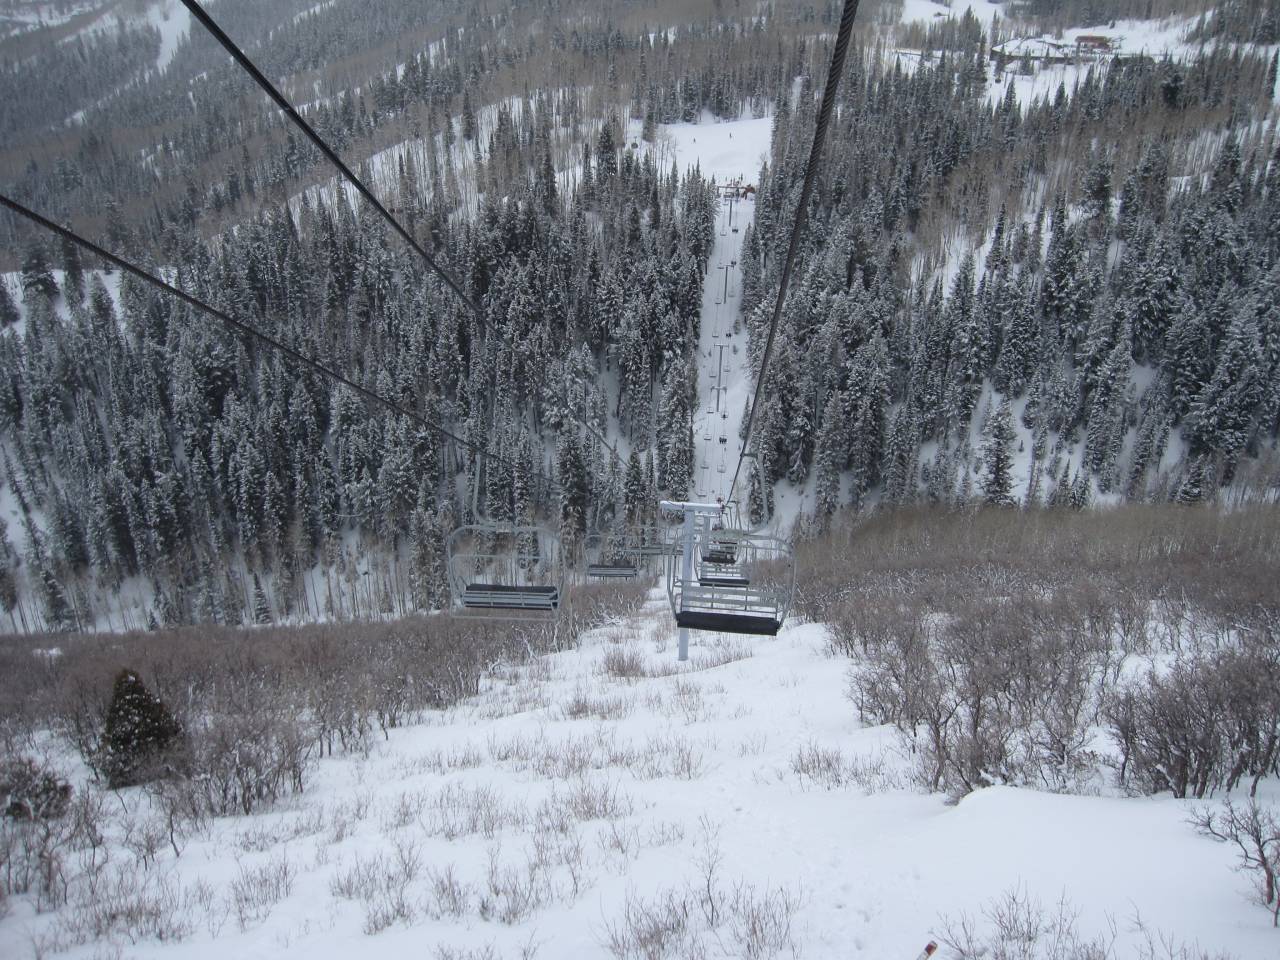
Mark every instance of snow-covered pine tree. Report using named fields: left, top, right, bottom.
left=980, top=399, right=1017, bottom=506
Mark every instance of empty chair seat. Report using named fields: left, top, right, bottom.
left=587, top=563, right=639, bottom=579
left=461, top=583, right=559, bottom=611
left=698, top=574, right=749, bottom=588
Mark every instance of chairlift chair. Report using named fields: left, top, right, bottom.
left=446, top=524, right=563, bottom=619
left=634, top=525, right=680, bottom=560
left=584, top=531, right=640, bottom=580
left=661, top=505, right=795, bottom=638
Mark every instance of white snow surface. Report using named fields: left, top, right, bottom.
left=636, top=114, right=775, bottom=521
left=1, top=596, right=1273, bottom=958
left=900, top=0, right=1004, bottom=27
left=147, top=0, right=192, bottom=73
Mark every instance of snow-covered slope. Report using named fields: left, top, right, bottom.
left=2, top=593, right=1271, bottom=959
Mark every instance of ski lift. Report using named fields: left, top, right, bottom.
left=660, top=502, right=794, bottom=640
left=584, top=531, right=640, bottom=580
left=631, top=524, right=678, bottom=561
left=446, top=524, right=563, bottom=618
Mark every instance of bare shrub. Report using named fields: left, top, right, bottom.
left=180, top=694, right=315, bottom=816
left=1108, top=642, right=1280, bottom=799
left=478, top=842, right=550, bottom=925
left=55, top=866, right=194, bottom=946
left=1, top=756, right=71, bottom=821
left=603, top=887, right=702, bottom=960
left=426, top=862, right=473, bottom=919
left=424, top=782, right=525, bottom=840
left=559, top=685, right=635, bottom=721
left=552, top=778, right=634, bottom=822
left=600, top=645, right=648, bottom=681
left=330, top=842, right=423, bottom=933
left=727, top=882, right=804, bottom=960
left=940, top=888, right=1115, bottom=960
left=668, top=678, right=710, bottom=724
left=380, top=788, right=430, bottom=832
left=688, top=638, right=753, bottom=671
left=789, top=740, right=904, bottom=792
left=1191, top=799, right=1280, bottom=926
left=230, top=852, right=294, bottom=929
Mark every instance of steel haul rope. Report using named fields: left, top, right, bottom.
left=727, top=0, right=862, bottom=504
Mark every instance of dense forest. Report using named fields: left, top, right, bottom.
left=1, top=0, right=1278, bottom=631
left=741, top=17, right=1280, bottom=524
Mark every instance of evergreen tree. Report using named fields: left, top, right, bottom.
left=252, top=573, right=272, bottom=625
left=557, top=430, right=588, bottom=552
left=980, top=399, right=1017, bottom=506
left=20, top=241, right=57, bottom=301
left=813, top=391, right=845, bottom=520
left=1185, top=311, right=1265, bottom=468
left=623, top=449, right=646, bottom=527
left=0, top=279, right=19, bottom=328
left=100, top=669, right=182, bottom=789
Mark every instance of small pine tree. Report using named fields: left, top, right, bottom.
left=980, top=400, right=1017, bottom=506
left=0, top=279, right=18, bottom=328
left=252, top=573, right=272, bottom=625
left=100, top=669, right=182, bottom=789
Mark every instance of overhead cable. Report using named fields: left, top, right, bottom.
left=727, top=0, right=862, bottom=503
left=178, top=0, right=481, bottom=315
left=0, top=193, right=556, bottom=488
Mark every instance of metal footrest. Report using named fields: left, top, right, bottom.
left=675, top=610, right=781, bottom=636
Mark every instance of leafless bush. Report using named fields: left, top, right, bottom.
left=180, top=694, right=316, bottom=816
left=230, top=852, right=294, bottom=929
left=425, top=782, right=526, bottom=840
left=603, top=886, right=703, bottom=960
left=0, top=775, right=109, bottom=913
left=478, top=842, right=551, bottom=925
left=812, top=506, right=1280, bottom=798
left=426, top=862, right=473, bottom=919
left=548, top=778, right=634, bottom=822
left=727, top=882, right=804, bottom=960
left=1, top=755, right=71, bottom=821
left=435, top=945, right=500, bottom=960
left=235, top=808, right=324, bottom=853
left=1191, top=799, right=1280, bottom=926
left=788, top=740, right=904, bottom=792
left=601, top=645, right=648, bottom=680
left=667, top=678, right=710, bottom=724
left=330, top=842, right=422, bottom=933
left=559, top=685, right=636, bottom=721
left=940, top=887, right=1115, bottom=960
left=380, top=788, right=430, bottom=831
left=396, top=743, right=484, bottom=776
left=687, top=638, right=753, bottom=671
left=1108, top=642, right=1280, bottom=799
left=601, top=877, right=801, bottom=960
left=55, top=865, right=194, bottom=946
left=555, top=581, right=650, bottom=650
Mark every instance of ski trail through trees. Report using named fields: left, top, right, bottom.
left=694, top=186, right=753, bottom=507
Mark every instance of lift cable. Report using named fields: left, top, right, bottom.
left=178, top=0, right=480, bottom=316
left=181, top=0, right=629, bottom=478
left=0, top=193, right=558, bottom=489
left=726, top=0, right=861, bottom=504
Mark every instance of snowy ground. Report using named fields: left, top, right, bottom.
left=633, top=114, right=815, bottom=532
left=2, top=592, right=1273, bottom=959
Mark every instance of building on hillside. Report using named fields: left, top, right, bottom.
left=990, top=37, right=1075, bottom=71
left=1075, top=34, right=1115, bottom=54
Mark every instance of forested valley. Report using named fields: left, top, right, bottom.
left=0, top=0, right=1277, bottom=631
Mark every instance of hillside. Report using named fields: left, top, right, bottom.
left=0, top=1, right=1277, bottom=639
left=1, top=504, right=1277, bottom=958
